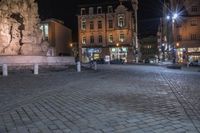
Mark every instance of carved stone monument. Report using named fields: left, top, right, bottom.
left=0, top=0, right=48, bottom=55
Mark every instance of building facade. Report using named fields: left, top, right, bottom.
left=40, top=19, right=72, bottom=56
left=158, top=0, right=200, bottom=63
left=140, top=36, right=158, bottom=62
left=77, top=1, right=138, bottom=63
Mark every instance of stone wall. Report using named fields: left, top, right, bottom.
left=0, top=0, right=48, bottom=55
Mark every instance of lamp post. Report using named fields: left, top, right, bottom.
left=131, top=0, right=139, bottom=63
left=116, top=43, right=119, bottom=60
left=166, top=12, right=179, bottom=64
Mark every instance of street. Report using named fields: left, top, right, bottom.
left=0, top=65, right=200, bottom=133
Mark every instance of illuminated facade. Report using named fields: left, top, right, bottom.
left=77, top=1, right=137, bottom=63
left=40, top=19, right=72, bottom=56
left=173, top=0, right=200, bottom=63
left=159, top=0, right=200, bottom=63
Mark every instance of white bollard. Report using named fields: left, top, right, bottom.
left=77, top=61, right=81, bottom=72
left=136, top=57, right=139, bottom=63
left=3, top=64, right=8, bottom=76
left=187, top=62, right=189, bottom=68
left=34, top=64, right=39, bottom=75
left=94, top=61, right=97, bottom=70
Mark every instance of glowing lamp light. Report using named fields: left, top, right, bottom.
left=176, top=42, right=179, bottom=47
left=70, top=43, right=73, bottom=47
left=116, top=43, right=119, bottom=47
left=172, top=13, right=178, bottom=20
left=166, top=15, right=170, bottom=20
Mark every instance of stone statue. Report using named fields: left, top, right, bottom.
left=0, top=0, right=48, bottom=55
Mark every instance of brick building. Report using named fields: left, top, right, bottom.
left=40, top=18, right=72, bottom=56
left=158, top=0, right=200, bottom=63
left=77, top=1, right=138, bottom=63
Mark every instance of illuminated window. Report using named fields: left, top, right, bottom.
left=108, top=20, right=113, bottom=28
left=97, top=7, right=102, bottom=14
left=109, top=34, right=113, bottom=43
left=90, top=35, right=94, bottom=43
left=119, top=33, right=125, bottom=42
left=81, top=8, right=86, bottom=15
left=108, top=6, right=113, bottom=13
left=40, top=24, right=48, bottom=41
left=82, top=36, right=86, bottom=44
left=81, top=19, right=86, bottom=30
left=98, top=20, right=102, bottom=29
left=98, top=35, right=103, bottom=43
left=90, top=21, right=94, bottom=30
left=118, top=14, right=125, bottom=27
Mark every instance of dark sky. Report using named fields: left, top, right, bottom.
left=37, top=0, right=163, bottom=41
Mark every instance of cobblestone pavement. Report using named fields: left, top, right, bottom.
left=0, top=65, right=200, bottom=133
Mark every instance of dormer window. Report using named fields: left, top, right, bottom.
left=118, top=14, right=125, bottom=27
left=81, top=8, right=86, bottom=15
left=108, top=6, right=113, bottom=13
left=89, top=7, right=94, bottom=15
left=97, top=7, right=102, bottom=14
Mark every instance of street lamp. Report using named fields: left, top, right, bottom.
left=116, top=43, right=120, bottom=60
left=166, top=12, right=179, bottom=64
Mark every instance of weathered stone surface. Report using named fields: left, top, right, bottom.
left=0, top=0, right=48, bottom=55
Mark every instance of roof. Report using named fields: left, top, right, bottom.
left=76, top=0, right=134, bottom=15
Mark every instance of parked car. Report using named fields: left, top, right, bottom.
left=144, top=58, right=156, bottom=64
left=93, top=58, right=105, bottom=64
left=189, top=60, right=200, bottom=66
left=110, top=59, right=124, bottom=64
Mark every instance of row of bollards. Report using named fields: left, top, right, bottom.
left=76, top=61, right=97, bottom=72
left=1, top=62, right=97, bottom=76
left=1, top=64, right=39, bottom=77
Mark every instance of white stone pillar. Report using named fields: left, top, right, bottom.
left=77, top=61, right=81, bottom=72
left=34, top=64, right=39, bottom=75
left=3, top=64, right=8, bottom=76
left=94, top=61, right=97, bottom=70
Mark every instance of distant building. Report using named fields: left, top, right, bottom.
left=158, top=0, right=200, bottom=63
left=140, top=36, right=158, bottom=61
left=77, top=0, right=139, bottom=63
left=40, top=18, right=72, bottom=56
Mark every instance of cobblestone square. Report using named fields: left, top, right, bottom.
left=0, top=65, right=200, bottom=133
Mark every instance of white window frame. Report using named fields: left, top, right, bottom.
left=118, top=14, right=125, bottom=27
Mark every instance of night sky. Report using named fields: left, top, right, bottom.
left=37, top=0, right=163, bottom=41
